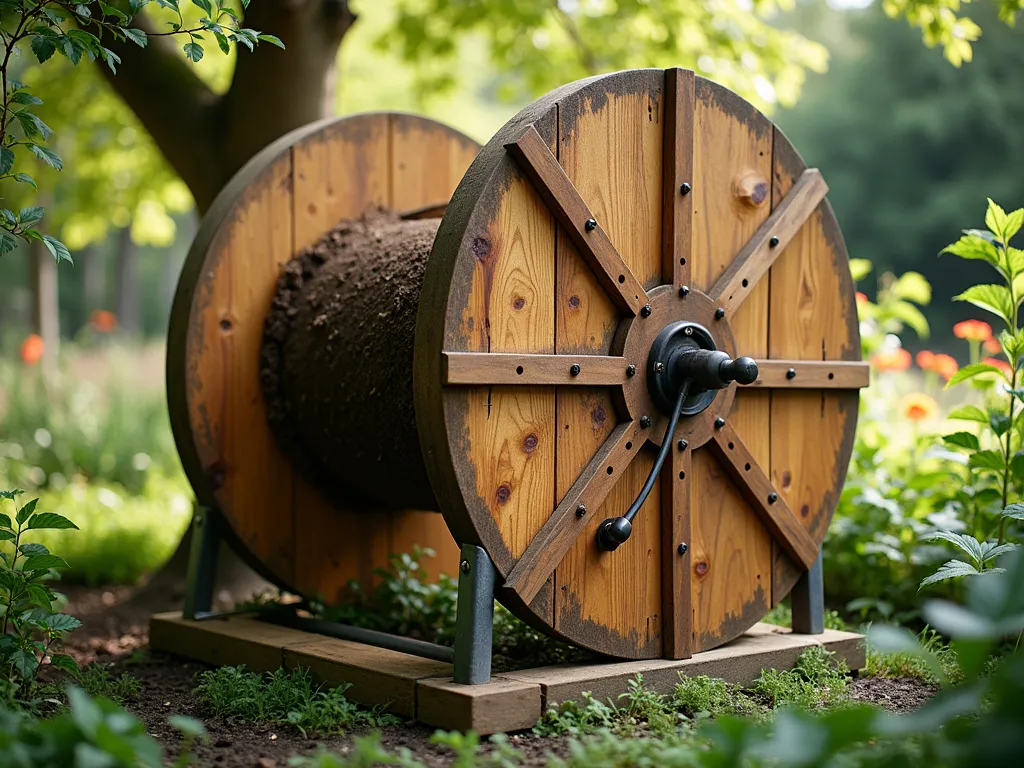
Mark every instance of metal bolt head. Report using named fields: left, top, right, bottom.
left=786, top=368, right=796, bottom=380
left=714, top=417, right=726, bottom=430
left=576, top=503, right=587, bottom=518
left=683, top=326, right=693, bottom=336
left=768, top=492, right=778, bottom=504
left=680, top=182, right=692, bottom=195
left=654, top=362, right=665, bottom=374
left=626, top=364, right=637, bottom=377
left=769, top=236, right=780, bottom=248
left=677, top=439, right=688, bottom=451
left=460, top=559, right=471, bottom=574
left=640, top=304, right=653, bottom=318
left=570, top=363, right=581, bottom=377
left=585, top=218, right=598, bottom=232
left=678, top=285, right=690, bottom=297
left=677, top=542, right=688, bottom=555
left=714, top=307, right=726, bottom=320
left=640, top=415, right=652, bottom=428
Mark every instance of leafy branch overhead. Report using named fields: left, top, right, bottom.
left=882, top=0, right=1023, bottom=66
left=0, top=0, right=284, bottom=263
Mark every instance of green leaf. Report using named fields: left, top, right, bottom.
left=0, top=490, right=24, bottom=501
left=16, top=498, right=38, bottom=525
left=867, top=625, right=947, bottom=683
left=30, top=35, right=57, bottom=63
left=42, top=236, right=72, bottom=264
left=27, top=513, right=78, bottom=531
left=10, top=92, right=42, bottom=106
left=0, top=232, right=15, bottom=256
left=169, top=715, right=207, bottom=739
left=257, top=33, right=285, bottom=49
left=947, top=363, right=1008, bottom=387
left=29, top=144, right=63, bottom=171
left=969, top=450, right=1007, bottom=472
left=1002, top=503, right=1024, bottom=520
left=942, top=432, right=980, bottom=451
left=22, top=553, right=69, bottom=572
left=183, top=41, right=204, bottom=61
left=923, top=598, right=997, bottom=639
left=121, top=27, right=148, bottom=47
left=991, top=412, right=1012, bottom=436
left=1005, top=207, right=1024, bottom=242
left=849, top=258, right=872, bottom=282
left=50, top=653, right=79, bottom=675
left=0, top=530, right=15, bottom=542
left=213, top=30, right=230, bottom=55
left=12, top=649, right=38, bottom=679
left=13, top=173, right=37, bottom=190
left=891, top=271, right=931, bottom=304
left=0, top=146, right=14, bottom=175
left=100, top=47, right=122, bottom=73
left=26, top=583, right=52, bottom=609
left=948, top=404, right=989, bottom=423
left=986, top=198, right=1008, bottom=240
left=18, top=207, right=44, bottom=226
left=955, top=284, right=1014, bottom=324
left=943, top=234, right=1000, bottom=266
left=46, top=614, right=82, bottom=632
left=0, top=513, right=11, bottom=529
left=191, top=0, right=213, bottom=14
left=19, top=543, right=48, bottom=556
left=924, top=530, right=985, bottom=563
left=920, top=559, right=981, bottom=589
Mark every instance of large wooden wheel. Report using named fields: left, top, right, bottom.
left=167, top=112, right=479, bottom=603
left=417, top=69, right=867, bottom=659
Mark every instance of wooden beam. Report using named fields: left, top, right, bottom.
left=709, top=169, right=828, bottom=316
left=443, top=352, right=629, bottom=387
left=505, top=126, right=649, bottom=316
left=661, top=443, right=693, bottom=659
left=662, top=67, right=695, bottom=289
left=749, top=360, right=870, bottom=389
left=707, top=424, right=818, bottom=570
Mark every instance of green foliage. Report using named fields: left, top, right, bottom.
left=671, top=675, right=763, bottom=720
left=0, top=491, right=81, bottom=705
left=866, top=626, right=962, bottom=684
left=193, top=665, right=401, bottom=737
left=0, top=686, right=206, bottom=767
left=855, top=260, right=932, bottom=357
left=751, top=646, right=850, bottom=710
left=882, top=0, right=1021, bottom=66
left=74, top=662, right=141, bottom=704
left=0, top=0, right=281, bottom=263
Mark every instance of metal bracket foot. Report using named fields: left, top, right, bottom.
left=791, top=552, right=824, bottom=634
left=453, top=544, right=496, bottom=684
left=183, top=505, right=223, bottom=620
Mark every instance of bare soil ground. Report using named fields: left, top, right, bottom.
left=59, top=586, right=938, bottom=768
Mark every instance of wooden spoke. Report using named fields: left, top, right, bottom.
left=505, top=126, right=649, bottom=316
left=443, top=352, right=629, bottom=387
left=709, top=169, right=828, bottom=315
left=707, top=423, right=818, bottom=571
left=660, top=442, right=692, bottom=659
left=661, top=67, right=695, bottom=289
left=503, top=421, right=643, bottom=604
left=749, top=360, right=870, bottom=389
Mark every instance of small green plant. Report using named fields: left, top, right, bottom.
left=865, top=626, right=961, bottom=684
left=193, top=665, right=400, bottom=736
left=671, top=675, right=762, bottom=720
left=431, top=731, right=524, bottom=768
left=76, top=662, right=141, bottom=703
left=751, top=646, right=850, bottom=711
left=0, top=489, right=80, bottom=704
left=533, top=690, right=618, bottom=737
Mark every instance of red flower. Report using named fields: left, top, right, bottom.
left=916, top=350, right=935, bottom=369
left=90, top=309, right=117, bottom=333
left=872, top=348, right=911, bottom=372
left=855, top=292, right=868, bottom=305
left=20, top=334, right=43, bottom=366
left=954, top=320, right=993, bottom=342
left=984, top=338, right=1003, bottom=354
left=931, top=353, right=959, bottom=381
left=983, top=357, right=1013, bottom=378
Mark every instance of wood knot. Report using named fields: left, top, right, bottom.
left=513, top=296, right=526, bottom=311
left=591, top=403, right=607, bottom=429
left=568, top=295, right=581, bottom=309
left=801, top=504, right=810, bottom=518
left=734, top=171, right=769, bottom=207
left=496, top=484, right=512, bottom=505
left=522, top=434, right=538, bottom=453
left=472, top=235, right=491, bottom=262
left=694, top=560, right=709, bottom=577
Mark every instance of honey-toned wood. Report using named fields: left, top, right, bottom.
left=689, top=78, right=774, bottom=652
left=169, top=113, right=477, bottom=604
left=661, top=445, right=692, bottom=659
left=768, top=128, right=861, bottom=605
left=750, top=360, right=869, bottom=390
left=710, top=169, right=828, bottom=317
left=662, top=67, right=695, bottom=288
left=417, top=677, right=543, bottom=735
left=443, top=352, right=628, bottom=386
left=505, top=127, right=649, bottom=315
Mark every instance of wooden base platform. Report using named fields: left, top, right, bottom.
left=150, top=612, right=864, bottom=735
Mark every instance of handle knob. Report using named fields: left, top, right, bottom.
left=719, top=356, right=758, bottom=386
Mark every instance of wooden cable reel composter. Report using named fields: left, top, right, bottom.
left=168, top=68, right=869, bottom=683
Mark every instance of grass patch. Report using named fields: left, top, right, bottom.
left=193, top=665, right=401, bottom=736
left=38, top=663, right=141, bottom=711
left=865, top=626, right=961, bottom=684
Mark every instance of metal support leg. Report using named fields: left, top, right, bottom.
left=453, top=544, right=496, bottom=684
left=183, top=505, right=220, bottom=620
left=791, top=552, right=824, bottom=634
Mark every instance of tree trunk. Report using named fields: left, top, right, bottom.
left=78, top=245, right=103, bottom=331
left=28, top=237, right=60, bottom=379
left=114, top=227, right=140, bottom=336
left=94, top=0, right=355, bottom=616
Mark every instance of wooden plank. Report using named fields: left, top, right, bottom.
left=505, top=624, right=865, bottom=707
left=662, top=68, right=695, bottom=288
left=768, top=129, right=862, bottom=605
left=553, top=75, right=666, bottom=659
left=416, top=677, right=542, bottom=735
left=708, top=425, right=818, bottom=570
left=504, top=422, right=641, bottom=604
left=750, top=360, right=870, bottom=390
left=149, top=612, right=306, bottom=672
left=390, top=113, right=480, bottom=213
left=283, top=638, right=452, bottom=718
left=661, top=446, right=692, bottom=659
left=689, top=77, right=774, bottom=652
left=505, top=126, right=649, bottom=315
left=709, top=169, right=828, bottom=316
left=443, top=352, right=628, bottom=386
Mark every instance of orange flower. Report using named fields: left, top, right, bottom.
left=856, top=292, right=868, bottom=305
left=954, top=320, right=993, bottom=342
left=872, top=347, right=911, bottom=372
left=90, top=309, right=117, bottom=333
left=916, top=350, right=935, bottom=369
left=931, top=353, right=959, bottom=381
left=20, top=334, right=43, bottom=366
left=901, top=393, right=939, bottom=422
left=984, top=338, right=1003, bottom=354
left=983, top=357, right=1013, bottom=378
